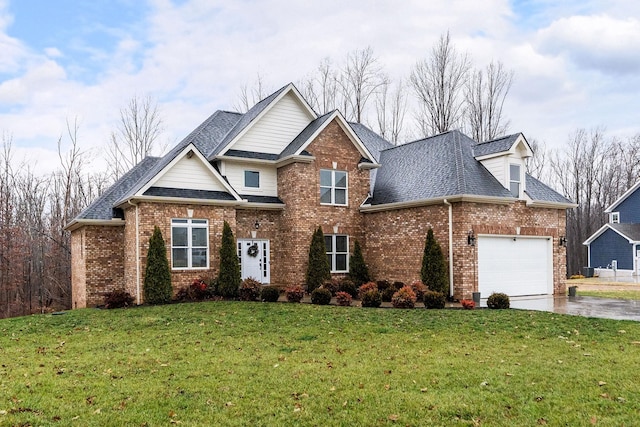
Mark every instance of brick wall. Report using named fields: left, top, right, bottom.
left=71, top=225, right=125, bottom=308
left=277, top=119, right=369, bottom=285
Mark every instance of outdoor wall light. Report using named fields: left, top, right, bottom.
left=467, top=230, right=476, bottom=246
left=559, top=236, right=567, bottom=247
left=254, top=220, right=260, bottom=230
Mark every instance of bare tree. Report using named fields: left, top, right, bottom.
left=375, top=78, right=408, bottom=144
left=526, top=139, right=547, bottom=180
left=337, top=47, right=387, bottom=123
left=107, top=95, right=163, bottom=179
left=233, top=74, right=270, bottom=113
left=410, top=32, right=471, bottom=137
left=465, top=61, right=514, bottom=142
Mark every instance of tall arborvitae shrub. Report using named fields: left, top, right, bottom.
left=143, top=226, right=173, bottom=304
left=348, top=240, right=370, bottom=286
left=218, top=221, right=241, bottom=298
left=305, top=226, right=331, bottom=293
left=421, top=228, right=448, bottom=296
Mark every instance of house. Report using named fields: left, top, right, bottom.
left=584, top=181, right=640, bottom=276
left=66, top=83, right=575, bottom=308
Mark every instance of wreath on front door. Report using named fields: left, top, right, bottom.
left=247, top=243, right=259, bottom=258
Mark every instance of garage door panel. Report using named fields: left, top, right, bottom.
left=477, top=236, right=552, bottom=297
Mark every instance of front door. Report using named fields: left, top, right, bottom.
left=237, top=239, right=270, bottom=284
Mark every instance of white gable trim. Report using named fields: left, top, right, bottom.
left=583, top=224, right=637, bottom=245
left=218, top=84, right=317, bottom=157
left=605, top=179, right=640, bottom=213
left=474, top=134, right=534, bottom=161
left=294, top=111, right=378, bottom=164
left=138, top=144, right=242, bottom=201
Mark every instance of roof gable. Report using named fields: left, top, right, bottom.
left=214, top=83, right=317, bottom=158
left=605, top=179, right=640, bottom=213
left=584, top=223, right=640, bottom=245
left=473, top=133, right=533, bottom=160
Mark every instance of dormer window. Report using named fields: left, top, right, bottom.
left=610, top=212, right=620, bottom=223
left=509, top=164, right=521, bottom=198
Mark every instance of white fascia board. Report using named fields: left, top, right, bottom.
left=121, top=195, right=244, bottom=207
left=360, top=194, right=514, bottom=213
left=218, top=84, right=317, bottom=157
left=605, top=180, right=640, bottom=213
left=137, top=143, right=243, bottom=201
left=526, top=200, right=578, bottom=209
left=236, top=202, right=286, bottom=211
left=583, top=223, right=636, bottom=245
left=216, top=155, right=277, bottom=165
left=275, top=155, right=316, bottom=167
left=357, top=161, right=381, bottom=170
left=64, top=218, right=125, bottom=232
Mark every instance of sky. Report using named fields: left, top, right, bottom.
left=1, top=0, right=639, bottom=174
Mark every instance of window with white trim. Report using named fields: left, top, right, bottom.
left=171, top=219, right=209, bottom=269
left=325, top=234, right=349, bottom=272
left=610, top=212, right=620, bottom=223
left=244, top=170, right=260, bottom=188
left=509, top=164, right=521, bottom=197
left=320, top=169, right=347, bottom=205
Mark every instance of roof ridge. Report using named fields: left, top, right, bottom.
left=382, top=129, right=457, bottom=152
left=453, top=131, right=467, bottom=193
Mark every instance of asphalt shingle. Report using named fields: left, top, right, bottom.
left=472, top=133, right=520, bottom=157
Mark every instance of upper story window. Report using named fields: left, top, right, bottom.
left=171, top=219, right=209, bottom=269
left=610, top=212, right=620, bottom=223
left=325, top=234, right=349, bottom=273
left=244, top=170, right=260, bottom=188
left=509, top=164, right=521, bottom=198
left=320, top=169, right=348, bottom=205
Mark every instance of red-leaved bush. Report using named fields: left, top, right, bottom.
left=392, top=285, right=417, bottom=309
left=285, top=285, right=305, bottom=303
left=460, top=299, right=475, bottom=310
left=335, top=291, right=352, bottom=306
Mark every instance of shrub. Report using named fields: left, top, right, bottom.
left=218, top=221, right=241, bottom=298
left=311, top=287, right=332, bottom=305
left=423, top=290, right=446, bottom=309
left=348, top=240, right=370, bottom=286
left=421, top=228, right=448, bottom=296
left=392, top=286, right=417, bottom=309
left=460, top=299, right=475, bottom=310
left=410, top=280, right=428, bottom=302
left=339, top=280, right=358, bottom=298
left=335, top=291, right=352, bottom=307
left=322, top=279, right=341, bottom=296
left=357, top=281, right=378, bottom=300
left=175, top=278, right=210, bottom=301
left=261, top=286, right=280, bottom=302
left=143, top=226, right=173, bottom=305
left=392, top=281, right=405, bottom=290
left=285, top=285, right=305, bottom=303
left=376, top=280, right=392, bottom=291
left=487, top=292, right=510, bottom=309
left=239, top=278, right=261, bottom=301
left=104, top=290, right=134, bottom=309
left=381, top=286, right=396, bottom=302
left=305, top=226, right=331, bottom=293
left=361, top=289, right=382, bottom=308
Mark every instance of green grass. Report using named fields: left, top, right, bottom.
left=1, top=302, right=640, bottom=426
left=577, top=290, right=640, bottom=300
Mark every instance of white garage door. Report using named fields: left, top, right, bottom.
left=477, top=236, right=552, bottom=297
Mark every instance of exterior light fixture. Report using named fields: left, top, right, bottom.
left=559, top=236, right=567, bottom=247
left=254, top=220, right=260, bottom=230
left=467, top=230, right=476, bottom=246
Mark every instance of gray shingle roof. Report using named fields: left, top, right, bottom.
left=74, top=156, right=162, bottom=221
left=208, top=83, right=291, bottom=159
left=279, top=111, right=334, bottom=158
left=371, top=130, right=511, bottom=205
left=525, top=175, right=573, bottom=205
left=143, top=187, right=236, bottom=201
left=349, top=122, right=394, bottom=163
left=473, top=133, right=520, bottom=157
left=225, top=150, right=279, bottom=161
left=610, top=223, right=640, bottom=241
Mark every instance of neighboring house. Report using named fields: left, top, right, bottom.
left=584, top=181, right=640, bottom=276
left=66, top=83, right=575, bottom=308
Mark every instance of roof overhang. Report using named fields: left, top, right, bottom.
left=64, top=218, right=125, bottom=232
left=360, top=194, right=515, bottom=213
left=526, top=200, right=578, bottom=209
left=115, top=195, right=240, bottom=209
left=214, top=154, right=316, bottom=168
left=358, top=161, right=381, bottom=170
left=474, top=134, right=534, bottom=161
left=583, top=223, right=639, bottom=246
left=236, top=202, right=286, bottom=210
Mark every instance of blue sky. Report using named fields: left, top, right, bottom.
left=0, top=0, right=639, bottom=174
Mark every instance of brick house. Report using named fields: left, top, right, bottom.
left=66, top=83, right=575, bottom=308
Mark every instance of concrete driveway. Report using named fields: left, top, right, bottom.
left=490, top=295, right=640, bottom=321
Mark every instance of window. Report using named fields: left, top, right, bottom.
left=171, top=219, right=208, bottom=269
left=325, top=234, right=349, bottom=272
left=611, top=212, right=620, bottom=223
left=509, top=164, right=521, bottom=197
left=320, top=169, right=347, bottom=205
left=244, top=170, right=260, bottom=188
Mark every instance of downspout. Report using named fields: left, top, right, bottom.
left=128, top=200, right=141, bottom=305
left=443, top=199, right=454, bottom=298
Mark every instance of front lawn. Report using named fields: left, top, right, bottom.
left=577, top=290, right=640, bottom=300
left=1, top=302, right=639, bottom=426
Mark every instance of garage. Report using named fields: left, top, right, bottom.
left=477, top=236, right=553, bottom=297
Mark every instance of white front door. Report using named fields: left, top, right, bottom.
left=237, top=239, right=270, bottom=284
